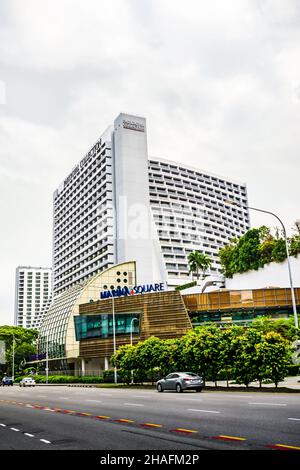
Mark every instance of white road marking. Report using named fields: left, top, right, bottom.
left=124, top=403, right=145, bottom=407
left=248, top=402, right=287, bottom=407
left=288, top=418, right=300, bottom=421
left=175, top=397, right=203, bottom=401
left=24, top=433, right=34, bottom=437
left=188, top=408, right=221, bottom=414
left=85, top=399, right=103, bottom=403
left=224, top=395, right=254, bottom=399
left=40, top=439, right=51, bottom=444
left=132, top=395, right=149, bottom=399
left=10, top=428, right=20, bottom=432
left=59, top=397, right=70, bottom=400
left=0, top=424, right=6, bottom=427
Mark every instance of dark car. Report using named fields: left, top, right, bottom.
left=156, top=372, right=204, bottom=393
left=1, top=377, right=13, bottom=386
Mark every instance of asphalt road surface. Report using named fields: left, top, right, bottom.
left=0, top=386, right=299, bottom=451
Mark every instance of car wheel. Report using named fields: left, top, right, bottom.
left=196, top=388, right=202, bottom=393
left=157, top=383, right=163, bottom=393
left=176, top=383, right=183, bottom=393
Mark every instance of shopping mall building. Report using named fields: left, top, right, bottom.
left=37, top=261, right=300, bottom=375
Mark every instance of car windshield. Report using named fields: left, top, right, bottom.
left=183, top=372, right=198, bottom=377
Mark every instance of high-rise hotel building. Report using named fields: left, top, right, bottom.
left=53, top=113, right=249, bottom=297
left=14, top=266, right=52, bottom=329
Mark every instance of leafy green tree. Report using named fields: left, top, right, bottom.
left=218, top=325, right=244, bottom=387
left=219, top=224, right=300, bottom=277
left=135, top=336, right=164, bottom=384
left=111, top=344, right=137, bottom=384
left=290, top=235, right=300, bottom=257
left=231, top=328, right=265, bottom=388
left=271, top=238, right=287, bottom=262
left=258, top=227, right=276, bottom=266
left=0, top=326, right=38, bottom=375
left=157, top=338, right=187, bottom=377
left=251, top=316, right=300, bottom=342
left=255, top=332, right=291, bottom=388
left=236, top=228, right=261, bottom=273
left=219, top=241, right=238, bottom=277
left=181, top=325, right=223, bottom=385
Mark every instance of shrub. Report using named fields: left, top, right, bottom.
left=15, top=375, right=103, bottom=384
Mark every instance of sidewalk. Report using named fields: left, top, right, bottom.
left=205, top=376, right=300, bottom=391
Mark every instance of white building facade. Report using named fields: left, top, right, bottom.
left=225, top=257, right=300, bottom=290
left=53, top=113, right=250, bottom=297
left=14, top=266, right=52, bottom=329
left=148, top=157, right=249, bottom=286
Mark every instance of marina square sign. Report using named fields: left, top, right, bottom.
left=100, top=283, right=165, bottom=300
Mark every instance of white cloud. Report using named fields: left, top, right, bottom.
left=0, top=0, right=300, bottom=324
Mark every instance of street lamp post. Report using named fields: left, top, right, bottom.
left=45, top=334, right=49, bottom=385
left=130, top=317, right=139, bottom=385
left=112, top=296, right=117, bottom=384
left=12, top=335, right=15, bottom=382
left=225, top=200, right=299, bottom=328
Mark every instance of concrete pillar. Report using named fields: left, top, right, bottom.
left=104, top=356, right=109, bottom=371
left=81, top=358, right=86, bottom=377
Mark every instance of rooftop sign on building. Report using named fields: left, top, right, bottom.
left=100, top=282, right=164, bottom=299
left=122, top=119, right=145, bottom=132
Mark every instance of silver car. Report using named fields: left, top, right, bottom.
left=156, top=372, right=204, bottom=393
left=19, top=377, right=36, bottom=387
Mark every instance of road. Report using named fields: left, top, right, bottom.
left=0, top=386, right=299, bottom=451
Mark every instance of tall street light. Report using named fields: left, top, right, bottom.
left=45, top=334, right=49, bottom=385
left=225, top=200, right=299, bottom=328
left=112, top=296, right=117, bottom=384
left=12, top=334, right=15, bottom=382
left=130, top=317, right=139, bottom=347
left=130, top=317, right=139, bottom=385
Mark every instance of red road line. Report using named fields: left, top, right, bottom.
left=141, top=423, right=163, bottom=429
left=267, top=444, right=300, bottom=451
left=114, top=419, right=135, bottom=424
left=213, top=435, right=246, bottom=442
left=170, top=428, right=198, bottom=435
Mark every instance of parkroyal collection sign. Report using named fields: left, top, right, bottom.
left=100, top=283, right=164, bottom=300
left=63, top=138, right=102, bottom=188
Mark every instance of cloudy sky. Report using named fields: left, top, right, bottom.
left=1, top=0, right=300, bottom=325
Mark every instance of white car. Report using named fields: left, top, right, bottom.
left=19, top=377, right=36, bottom=387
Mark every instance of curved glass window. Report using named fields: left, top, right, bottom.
left=74, top=313, right=140, bottom=340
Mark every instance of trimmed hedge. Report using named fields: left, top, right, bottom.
left=15, top=375, right=103, bottom=384
left=175, top=281, right=197, bottom=291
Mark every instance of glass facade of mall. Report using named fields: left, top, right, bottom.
left=74, top=313, right=140, bottom=340
left=36, top=261, right=137, bottom=373
left=184, top=287, right=300, bottom=326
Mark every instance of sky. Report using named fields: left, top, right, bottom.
left=0, top=0, right=300, bottom=325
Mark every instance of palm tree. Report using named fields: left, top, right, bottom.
left=188, top=251, right=212, bottom=280
left=187, top=251, right=199, bottom=280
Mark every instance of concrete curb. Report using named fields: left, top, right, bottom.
left=68, top=384, right=96, bottom=388
left=203, top=385, right=300, bottom=393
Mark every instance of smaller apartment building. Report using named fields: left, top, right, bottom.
left=15, top=266, right=52, bottom=329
